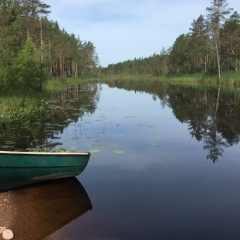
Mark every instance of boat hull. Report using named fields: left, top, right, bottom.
left=0, top=151, right=91, bottom=190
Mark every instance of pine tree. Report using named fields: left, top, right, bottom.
left=206, top=0, right=232, bottom=81
left=189, top=15, right=209, bottom=71
left=221, top=11, right=240, bottom=71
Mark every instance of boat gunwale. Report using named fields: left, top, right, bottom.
left=0, top=151, right=90, bottom=156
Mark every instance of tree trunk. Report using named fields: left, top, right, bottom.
left=216, top=43, right=221, bottom=82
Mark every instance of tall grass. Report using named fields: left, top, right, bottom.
left=147, top=71, right=240, bottom=87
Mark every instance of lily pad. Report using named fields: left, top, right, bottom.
left=0, top=145, right=10, bottom=149
left=92, top=144, right=104, bottom=147
left=4, top=141, right=15, bottom=145
left=109, top=144, right=117, bottom=147
left=114, top=150, right=125, bottom=154
left=89, top=149, right=101, bottom=154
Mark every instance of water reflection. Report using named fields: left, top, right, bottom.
left=0, top=178, right=92, bottom=240
left=1, top=79, right=240, bottom=162
left=105, top=79, right=240, bottom=162
left=0, top=83, right=100, bottom=151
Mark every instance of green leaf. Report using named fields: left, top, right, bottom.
left=114, top=150, right=125, bottom=154
left=89, top=149, right=101, bottom=154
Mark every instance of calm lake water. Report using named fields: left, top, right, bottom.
left=2, top=80, right=240, bottom=239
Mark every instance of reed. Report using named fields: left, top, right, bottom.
left=0, top=92, right=51, bottom=122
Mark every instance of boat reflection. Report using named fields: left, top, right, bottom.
left=0, top=177, right=92, bottom=240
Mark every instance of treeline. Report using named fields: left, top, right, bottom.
left=0, top=0, right=99, bottom=91
left=103, top=0, right=240, bottom=80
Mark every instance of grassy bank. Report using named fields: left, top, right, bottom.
left=156, top=72, right=240, bottom=86
left=46, top=71, right=240, bottom=90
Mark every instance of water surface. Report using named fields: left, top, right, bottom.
left=48, top=81, right=240, bottom=240
left=2, top=80, right=240, bottom=239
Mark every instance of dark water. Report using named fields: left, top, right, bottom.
left=2, top=80, right=240, bottom=239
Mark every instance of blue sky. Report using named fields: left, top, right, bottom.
left=44, top=0, right=239, bottom=67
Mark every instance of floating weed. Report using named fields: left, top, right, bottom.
left=152, top=143, right=158, bottom=146
left=96, top=119, right=105, bottom=122
left=109, top=144, right=117, bottom=147
left=125, top=116, right=136, bottom=119
left=89, top=149, right=101, bottom=154
left=55, top=124, right=65, bottom=127
left=4, top=140, right=15, bottom=145
left=155, top=136, right=162, bottom=140
left=0, top=145, right=11, bottom=149
left=137, top=124, right=156, bottom=128
left=86, top=136, right=94, bottom=139
left=31, top=122, right=40, bottom=125
left=92, top=144, right=104, bottom=147
left=71, top=137, right=80, bottom=140
left=65, top=119, right=73, bottom=123
left=114, top=150, right=125, bottom=154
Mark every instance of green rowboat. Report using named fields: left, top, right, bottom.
left=0, top=151, right=91, bottom=190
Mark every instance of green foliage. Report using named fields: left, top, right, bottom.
left=170, top=34, right=190, bottom=73
left=7, top=37, right=43, bottom=91
left=0, top=0, right=99, bottom=92
left=0, top=69, right=7, bottom=88
left=27, top=147, right=67, bottom=152
left=0, top=94, right=51, bottom=121
left=103, top=0, right=239, bottom=83
left=114, top=150, right=125, bottom=154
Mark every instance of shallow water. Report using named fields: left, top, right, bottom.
left=47, top=81, right=240, bottom=240
left=2, top=80, right=240, bottom=239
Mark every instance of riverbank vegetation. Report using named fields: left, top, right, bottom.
left=102, top=0, right=240, bottom=84
left=1, top=0, right=240, bottom=94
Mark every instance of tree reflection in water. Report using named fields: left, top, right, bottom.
left=1, top=79, right=240, bottom=162
left=106, top=79, right=240, bottom=162
left=203, top=117, right=228, bottom=162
